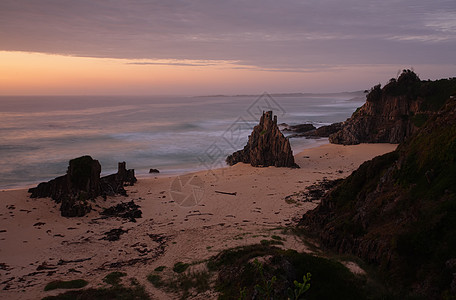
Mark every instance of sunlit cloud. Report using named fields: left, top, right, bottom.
left=0, top=1, right=455, bottom=94
left=126, top=59, right=239, bottom=67
left=425, top=11, right=456, bottom=33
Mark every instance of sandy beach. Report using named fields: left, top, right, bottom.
left=0, top=142, right=397, bottom=299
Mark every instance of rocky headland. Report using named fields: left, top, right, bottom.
left=329, top=70, right=456, bottom=144
left=284, top=70, right=456, bottom=146
left=300, top=74, right=456, bottom=298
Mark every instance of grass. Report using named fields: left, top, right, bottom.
left=43, top=273, right=151, bottom=300
left=260, top=239, right=284, bottom=246
left=271, top=235, right=283, bottom=241
left=44, top=279, right=88, bottom=291
left=42, top=285, right=150, bottom=300
left=147, top=274, right=163, bottom=288
left=173, top=262, right=190, bottom=273
left=154, top=265, right=166, bottom=272
left=147, top=268, right=211, bottom=299
left=103, top=271, right=126, bottom=286
left=207, top=243, right=393, bottom=300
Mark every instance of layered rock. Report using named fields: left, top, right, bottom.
left=300, top=95, right=456, bottom=297
left=28, top=156, right=137, bottom=217
left=226, top=111, right=299, bottom=168
left=329, top=70, right=456, bottom=144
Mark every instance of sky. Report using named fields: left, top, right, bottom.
left=1, top=0, right=455, bottom=95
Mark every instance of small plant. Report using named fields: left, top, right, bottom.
left=147, top=269, right=210, bottom=299
left=103, top=271, right=127, bottom=286
left=44, top=279, right=88, bottom=291
left=238, top=286, right=247, bottom=300
left=130, top=277, right=140, bottom=286
left=147, top=274, right=163, bottom=288
left=260, top=239, right=283, bottom=246
left=271, top=235, right=282, bottom=241
left=253, top=259, right=276, bottom=300
left=287, top=273, right=311, bottom=300
left=154, top=265, right=166, bottom=272
left=173, top=261, right=190, bottom=273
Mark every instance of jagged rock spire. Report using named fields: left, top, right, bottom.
left=226, top=111, right=299, bottom=168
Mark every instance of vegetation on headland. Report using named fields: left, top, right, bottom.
left=144, top=243, right=391, bottom=300
left=302, top=71, right=456, bottom=298
left=367, top=69, right=456, bottom=112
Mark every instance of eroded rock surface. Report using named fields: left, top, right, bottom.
left=226, top=111, right=299, bottom=168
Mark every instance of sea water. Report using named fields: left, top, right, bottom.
left=0, top=93, right=365, bottom=189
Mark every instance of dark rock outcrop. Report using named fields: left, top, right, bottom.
left=29, top=156, right=101, bottom=217
left=282, top=123, right=316, bottom=133
left=226, top=111, right=299, bottom=168
left=100, top=200, right=142, bottom=222
left=300, top=95, right=456, bottom=298
left=329, top=70, right=456, bottom=144
left=28, top=156, right=137, bottom=217
left=311, top=122, right=342, bottom=137
left=287, top=122, right=342, bottom=138
left=100, top=162, right=137, bottom=197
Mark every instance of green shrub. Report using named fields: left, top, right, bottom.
left=173, top=262, right=190, bottom=273
left=154, top=265, right=166, bottom=272
left=44, top=279, right=88, bottom=291
left=103, top=271, right=126, bottom=286
left=147, top=274, right=163, bottom=288
left=42, top=285, right=150, bottom=300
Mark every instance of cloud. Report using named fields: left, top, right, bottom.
left=125, top=60, right=233, bottom=67
left=0, top=0, right=455, bottom=70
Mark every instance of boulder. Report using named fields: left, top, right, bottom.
left=288, top=122, right=342, bottom=138
left=282, top=123, right=316, bottom=133
left=28, top=157, right=137, bottom=217
left=226, top=111, right=299, bottom=168
left=29, top=156, right=101, bottom=217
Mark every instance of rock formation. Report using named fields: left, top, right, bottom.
left=282, top=123, right=316, bottom=133
left=28, top=156, right=137, bottom=217
left=101, top=162, right=137, bottom=197
left=300, top=94, right=456, bottom=298
left=285, top=122, right=342, bottom=138
left=329, top=70, right=456, bottom=145
left=226, top=111, right=299, bottom=168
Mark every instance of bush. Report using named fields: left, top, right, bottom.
left=173, top=262, right=190, bottom=273
left=44, top=279, right=88, bottom=291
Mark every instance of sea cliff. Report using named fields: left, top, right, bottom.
left=330, top=70, right=456, bottom=144
left=301, top=77, right=456, bottom=297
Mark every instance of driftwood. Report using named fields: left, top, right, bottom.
left=57, top=257, right=93, bottom=265
left=215, top=191, right=237, bottom=196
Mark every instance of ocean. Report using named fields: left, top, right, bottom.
left=0, top=93, right=365, bottom=190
